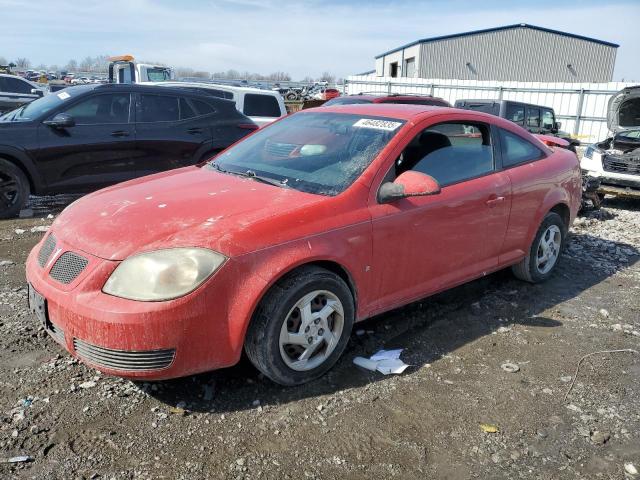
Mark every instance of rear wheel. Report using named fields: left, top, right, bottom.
left=0, top=158, right=30, bottom=219
left=512, top=212, right=566, bottom=283
left=244, top=266, right=354, bottom=386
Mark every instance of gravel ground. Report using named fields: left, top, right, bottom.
left=0, top=195, right=639, bottom=480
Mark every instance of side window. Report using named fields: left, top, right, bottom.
left=500, top=129, right=544, bottom=167
left=526, top=107, right=540, bottom=129
left=179, top=98, right=197, bottom=120
left=191, top=99, right=215, bottom=116
left=243, top=94, right=280, bottom=117
left=396, top=122, right=494, bottom=186
left=3, top=77, right=33, bottom=94
left=138, top=94, right=179, bottom=122
left=63, top=94, right=130, bottom=124
left=542, top=109, right=555, bottom=130
left=505, top=103, right=525, bottom=125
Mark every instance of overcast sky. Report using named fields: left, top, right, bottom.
left=2, top=0, right=639, bottom=81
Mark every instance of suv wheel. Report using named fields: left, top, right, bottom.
left=244, top=266, right=354, bottom=386
left=0, top=158, right=30, bottom=219
left=512, top=212, right=566, bottom=283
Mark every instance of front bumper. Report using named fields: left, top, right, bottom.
left=581, top=154, right=640, bottom=198
left=25, top=234, right=254, bottom=380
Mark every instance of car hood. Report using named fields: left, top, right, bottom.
left=607, top=86, right=640, bottom=132
left=51, top=166, right=326, bottom=260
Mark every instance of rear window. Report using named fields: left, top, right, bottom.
left=243, top=94, right=281, bottom=117
left=324, top=97, right=372, bottom=106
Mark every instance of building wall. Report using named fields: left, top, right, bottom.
left=376, top=44, right=421, bottom=78
left=378, top=27, right=616, bottom=83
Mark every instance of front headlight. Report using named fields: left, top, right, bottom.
left=103, top=248, right=226, bottom=301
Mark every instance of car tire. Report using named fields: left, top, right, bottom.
left=244, top=266, right=355, bottom=386
left=512, top=212, right=566, bottom=283
left=0, top=158, right=30, bottom=219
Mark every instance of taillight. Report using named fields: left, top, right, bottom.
left=238, top=123, right=259, bottom=130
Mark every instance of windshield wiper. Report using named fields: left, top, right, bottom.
left=211, top=163, right=289, bottom=189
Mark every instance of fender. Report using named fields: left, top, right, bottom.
left=0, top=145, right=46, bottom=193
left=223, top=228, right=370, bottom=360
left=525, top=186, right=570, bottom=248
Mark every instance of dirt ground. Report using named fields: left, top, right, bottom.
left=1, top=195, right=639, bottom=480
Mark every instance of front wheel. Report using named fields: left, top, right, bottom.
left=244, top=266, right=354, bottom=386
left=512, top=212, right=566, bottom=283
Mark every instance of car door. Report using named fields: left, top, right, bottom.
left=133, top=93, right=210, bottom=176
left=35, top=91, right=137, bottom=191
left=368, top=119, right=511, bottom=312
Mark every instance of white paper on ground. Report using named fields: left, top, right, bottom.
left=353, top=350, right=409, bottom=375
left=376, top=358, right=410, bottom=375
left=370, top=349, right=403, bottom=362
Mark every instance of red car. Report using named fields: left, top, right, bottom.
left=26, top=104, right=581, bottom=386
left=324, top=93, right=451, bottom=107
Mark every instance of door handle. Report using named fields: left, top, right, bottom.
left=110, top=130, right=130, bottom=137
left=187, top=127, right=203, bottom=134
left=486, top=196, right=505, bottom=207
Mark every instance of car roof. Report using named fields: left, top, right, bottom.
left=150, top=81, right=280, bottom=96
left=64, top=82, right=237, bottom=100
left=307, top=103, right=523, bottom=124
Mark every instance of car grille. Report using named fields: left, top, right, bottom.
left=49, top=252, right=88, bottom=284
left=47, top=322, right=65, bottom=345
left=73, top=338, right=176, bottom=371
left=603, top=154, right=640, bottom=176
left=37, top=234, right=57, bottom=268
left=266, top=141, right=297, bottom=158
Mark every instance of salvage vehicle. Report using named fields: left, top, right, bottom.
left=324, top=93, right=451, bottom=107
left=0, top=73, right=48, bottom=113
left=108, top=55, right=174, bottom=84
left=0, top=83, right=257, bottom=218
left=454, top=99, right=580, bottom=152
left=151, top=82, right=286, bottom=127
left=581, top=86, right=640, bottom=201
left=26, top=104, right=581, bottom=386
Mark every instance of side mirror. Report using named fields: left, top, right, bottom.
left=554, top=121, right=562, bottom=131
left=30, top=88, right=44, bottom=98
left=378, top=171, right=441, bottom=204
left=43, top=113, right=75, bottom=129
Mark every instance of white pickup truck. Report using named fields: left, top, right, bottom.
left=152, top=82, right=287, bottom=127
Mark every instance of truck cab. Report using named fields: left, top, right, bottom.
left=108, top=55, right=174, bottom=84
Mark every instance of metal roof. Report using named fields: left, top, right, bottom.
left=374, top=23, right=619, bottom=59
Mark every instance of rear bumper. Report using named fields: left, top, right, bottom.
left=25, top=236, right=254, bottom=380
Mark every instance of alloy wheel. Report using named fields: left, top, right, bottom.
left=279, top=290, right=345, bottom=372
left=535, top=225, right=561, bottom=274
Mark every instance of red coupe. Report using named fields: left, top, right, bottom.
left=26, top=104, right=581, bottom=385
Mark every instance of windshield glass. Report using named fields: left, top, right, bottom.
left=210, top=112, right=405, bottom=196
left=147, top=68, right=172, bottom=82
left=0, top=90, right=71, bottom=122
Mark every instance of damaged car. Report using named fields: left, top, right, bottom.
left=26, top=104, right=581, bottom=386
left=581, top=85, right=640, bottom=203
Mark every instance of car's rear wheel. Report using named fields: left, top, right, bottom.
left=512, top=212, right=566, bottom=283
left=0, top=158, right=30, bottom=219
left=244, top=266, right=354, bottom=386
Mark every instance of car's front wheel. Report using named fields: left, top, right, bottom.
left=512, top=211, right=566, bottom=283
left=244, top=266, right=354, bottom=386
left=0, top=158, right=30, bottom=219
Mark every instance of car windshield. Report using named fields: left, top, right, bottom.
left=0, top=91, right=70, bottom=122
left=209, top=112, right=405, bottom=196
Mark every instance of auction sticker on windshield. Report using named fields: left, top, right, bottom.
left=57, top=92, right=70, bottom=100
left=353, top=118, right=402, bottom=131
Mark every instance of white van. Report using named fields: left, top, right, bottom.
left=152, top=82, right=286, bottom=127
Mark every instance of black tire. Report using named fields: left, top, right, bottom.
left=0, top=158, right=30, bottom=219
left=244, top=266, right=355, bottom=386
left=512, top=212, right=566, bottom=283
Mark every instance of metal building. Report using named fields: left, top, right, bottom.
left=374, top=24, right=618, bottom=83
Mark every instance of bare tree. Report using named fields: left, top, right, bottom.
left=80, top=56, right=93, bottom=72
left=14, top=57, right=31, bottom=69
left=65, top=59, right=78, bottom=72
left=0, top=56, right=7, bottom=65
left=317, top=71, right=335, bottom=83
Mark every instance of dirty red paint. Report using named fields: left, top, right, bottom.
left=25, top=104, right=582, bottom=380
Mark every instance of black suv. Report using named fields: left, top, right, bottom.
left=0, top=83, right=258, bottom=218
left=454, top=99, right=580, bottom=151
